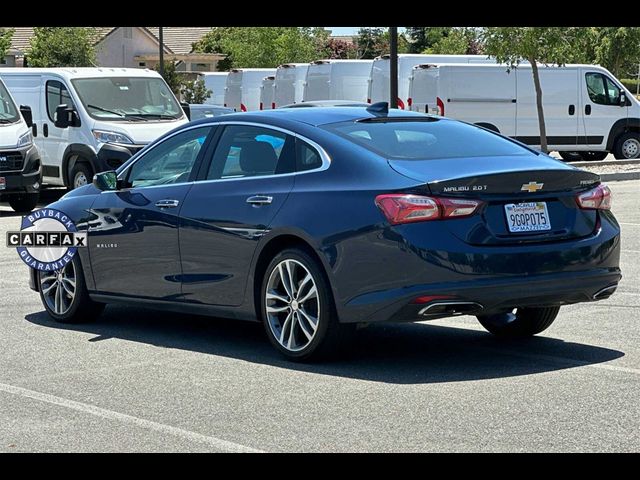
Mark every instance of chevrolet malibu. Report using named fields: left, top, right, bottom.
left=29, top=106, right=622, bottom=361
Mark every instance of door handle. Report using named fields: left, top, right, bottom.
left=568, top=104, right=575, bottom=115
left=246, top=195, right=273, bottom=206
left=155, top=199, right=180, bottom=208
left=585, top=104, right=592, bottom=115
left=43, top=123, right=49, bottom=137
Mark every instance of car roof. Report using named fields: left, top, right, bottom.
left=187, top=107, right=431, bottom=127
left=0, top=67, right=162, bottom=80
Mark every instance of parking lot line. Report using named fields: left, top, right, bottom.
left=619, top=222, right=640, bottom=226
left=0, top=381, right=264, bottom=453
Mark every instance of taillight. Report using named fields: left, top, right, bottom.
left=240, top=103, right=247, bottom=112
left=271, top=102, right=276, bottom=109
left=367, top=98, right=371, bottom=103
left=259, top=102, right=263, bottom=110
left=436, top=96, right=444, bottom=116
left=375, top=194, right=483, bottom=225
left=397, top=97, right=405, bottom=110
left=576, top=184, right=612, bottom=210
left=407, top=97, right=413, bottom=108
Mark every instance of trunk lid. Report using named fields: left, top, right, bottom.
left=389, top=155, right=601, bottom=245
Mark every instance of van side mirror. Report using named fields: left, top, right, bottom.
left=54, top=104, right=81, bottom=128
left=19, top=105, right=33, bottom=127
left=93, top=170, right=119, bottom=191
left=620, top=93, right=627, bottom=107
left=181, top=102, right=191, bottom=120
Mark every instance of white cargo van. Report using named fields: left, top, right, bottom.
left=0, top=67, right=188, bottom=189
left=259, top=75, right=275, bottom=110
left=368, top=54, right=495, bottom=109
left=0, top=77, right=41, bottom=212
left=303, top=60, right=373, bottom=103
left=273, top=63, right=309, bottom=108
left=201, top=72, right=229, bottom=106
left=408, top=63, right=640, bottom=159
left=224, top=68, right=276, bottom=112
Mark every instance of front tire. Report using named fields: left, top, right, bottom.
left=613, top=132, right=640, bottom=159
left=70, top=162, right=93, bottom=190
left=38, top=254, right=104, bottom=323
left=477, top=306, right=560, bottom=338
left=260, top=248, right=352, bottom=361
left=8, top=193, right=39, bottom=213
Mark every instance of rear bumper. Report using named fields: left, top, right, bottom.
left=348, top=268, right=621, bottom=323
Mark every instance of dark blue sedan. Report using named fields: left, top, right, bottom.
left=30, top=106, right=622, bottom=360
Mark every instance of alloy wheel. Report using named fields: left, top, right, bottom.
left=265, top=259, right=320, bottom=352
left=40, top=261, right=76, bottom=315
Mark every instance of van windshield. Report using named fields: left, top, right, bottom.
left=0, top=80, right=20, bottom=124
left=71, top=77, right=183, bottom=122
left=322, top=119, right=533, bottom=160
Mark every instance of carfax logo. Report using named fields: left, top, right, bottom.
left=6, top=208, right=87, bottom=271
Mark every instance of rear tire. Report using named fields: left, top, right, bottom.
left=8, top=193, right=39, bottom=213
left=558, top=151, right=583, bottom=162
left=38, top=254, right=104, bottom=324
left=260, top=248, right=353, bottom=361
left=477, top=306, right=560, bottom=338
left=70, top=162, right=93, bottom=190
left=613, top=132, right=640, bottom=159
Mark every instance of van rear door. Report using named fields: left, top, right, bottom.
left=446, top=66, right=516, bottom=136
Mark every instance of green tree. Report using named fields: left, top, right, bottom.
left=194, top=27, right=328, bottom=69
left=0, top=28, right=14, bottom=59
left=591, top=27, right=640, bottom=78
left=153, top=61, right=182, bottom=97
left=181, top=78, right=212, bottom=104
left=405, top=27, right=451, bottom=54
left=481, top=27, right=586, bottom=153
left=27, top=27, right=96, bottom=67
left=425, top=28, right=484, bottom=55
left=356, top=27, right=409, bottom=59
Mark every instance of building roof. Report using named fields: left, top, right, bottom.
left=1, top=27, right=213, bottom=55
left=146, top=27, right=213, bottom=55
left=3, top=27, right=114, bottom=54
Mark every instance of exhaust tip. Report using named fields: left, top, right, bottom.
left=592, top=285, right=618, bottom=300
left=419, top=301, right=484, bottom=317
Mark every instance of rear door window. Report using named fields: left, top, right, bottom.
left=207, top=125, right=296, bottom=179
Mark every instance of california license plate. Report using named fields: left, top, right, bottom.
left=0, top=177, right=5, bottom=190
left=504, top=202, right=551, bottom=233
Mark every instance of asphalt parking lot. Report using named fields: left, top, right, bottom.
left=0, top=182, right=638, bottom=452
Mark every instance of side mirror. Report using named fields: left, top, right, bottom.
left=620, top=93, right=627, bottom=107
left=19, top=105, right=33, bottom=127
left=93, top=170, right=118, bottom=191
left=54, top=104, right=81, bottom=128
left=181, top=101, right=191, bottom=120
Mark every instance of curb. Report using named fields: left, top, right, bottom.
left=598, top=171, right=640, bottom=181
left=569, top=158, right=640, bottom=168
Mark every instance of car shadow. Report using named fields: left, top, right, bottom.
left=0, top=188, right=67, bottom=217
left=25, top=306, right=624, bottom=385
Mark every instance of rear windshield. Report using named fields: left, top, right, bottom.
left=322, top=119, right=532, bottom=160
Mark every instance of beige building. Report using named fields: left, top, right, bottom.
left=1, top=27, right=224, bottom=72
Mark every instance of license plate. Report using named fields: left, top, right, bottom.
left=0, top=177, right=5, bottom=190
left=504, top=202, right=551, bottom=233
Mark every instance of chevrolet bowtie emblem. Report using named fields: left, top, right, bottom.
left=521, top=181, right=544, bottom=193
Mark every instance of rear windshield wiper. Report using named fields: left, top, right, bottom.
left=87, top=104, right=148, bottom=121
